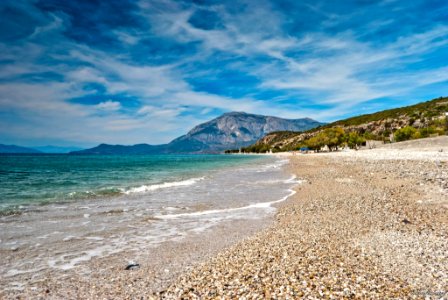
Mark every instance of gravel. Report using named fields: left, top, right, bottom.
left=158, top=139, right=448, bottom=299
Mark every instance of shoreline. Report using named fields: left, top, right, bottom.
left=0, top=155, right=297, bottom=299
left=2, top=138, right=447, bottom=299
left=158, top=138, right=447, bottom=299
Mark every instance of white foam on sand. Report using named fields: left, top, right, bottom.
left=285, top=174, right=300, bottom=184
left=47, top=245, right=121, bottom=271
left=236, top=175, right=300, bottom=186
left=6, top=267, right=45, bottom=278
left=256, top=159, right=289, bottom=172
left=155, top=187, right=299, bottom=220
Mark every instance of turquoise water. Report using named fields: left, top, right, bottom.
left=0, top=154, right=265, bottom=211
left=0, top=153, right=298, bottom=283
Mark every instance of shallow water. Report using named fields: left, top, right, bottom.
left=0, top=154, right=267, bottom=211
left=0, top=154, right=299, bottom=291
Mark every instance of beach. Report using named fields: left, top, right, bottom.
left=160, top=137, right=447, bottom=299
left=2, top=137, right=447, bottom=299
left=0, top=155, right=296, bottom=299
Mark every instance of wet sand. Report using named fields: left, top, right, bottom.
left=0, top=216, right=276, bottom=299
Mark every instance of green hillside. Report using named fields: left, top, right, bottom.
left=330, top=97, right=448, bottom=127
left=240, top=96, right=448, bottom=153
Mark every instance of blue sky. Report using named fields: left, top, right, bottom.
left=0, top=0, right=447, bottom=147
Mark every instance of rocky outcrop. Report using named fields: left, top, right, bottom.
left=169, top=112, right=323, bottom=153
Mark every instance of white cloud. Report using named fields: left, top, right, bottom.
left=29, top=13, right=64, bottom=39
left=137, top=105, right=185, bottom=118
left=113, top=30, right=140, bottom=45
left=139, top=1, right=448, bottom=120
left=96, top=100, right=121, bottom=111
left=255, top=25, right=448, bottom=110
left=68, top=47, right=188, bottom=98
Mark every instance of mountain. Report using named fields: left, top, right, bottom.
left=72, top=143, right=164, bottom=155
left=34, top=145, right=84, bottom=153
left=72, top=112, right=324, bottom=154
left=0, top=144, right=42, bottom=154
left=166, top=112, right=324, bottom=152
left=245, top=96, right=448, bottom=152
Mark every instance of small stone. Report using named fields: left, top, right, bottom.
left=125, top=263, right=140, bottom=270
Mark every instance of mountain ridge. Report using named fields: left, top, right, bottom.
left=0, top=144, right=42, bottom=154
left=72, top=112, right=324, bottom=154
left=34, top=145, right=84, bottom=153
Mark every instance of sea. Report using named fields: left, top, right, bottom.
left=0, top=154, right=299, bottom=289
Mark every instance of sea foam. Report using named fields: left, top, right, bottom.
left=122, top=177, right=205, bottom=194
left=155, top=187, right=299, bottom=219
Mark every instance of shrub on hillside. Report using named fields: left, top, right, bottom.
left=394, top=126, right=418, bottom=142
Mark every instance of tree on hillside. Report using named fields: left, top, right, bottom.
left=303, top=127, right=346, bottom=151
left=306, top=136, right=323, bottom=152
left=322, top=127, right=345, bottom=151
left=346, top=132, right=366, bottom=149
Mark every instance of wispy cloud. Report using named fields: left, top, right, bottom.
left=0, top=0, right=447, bottom=146
left=96, top=100, right=121, bottom=111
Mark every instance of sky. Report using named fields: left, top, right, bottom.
left=0, top=0, right=447, bottom=147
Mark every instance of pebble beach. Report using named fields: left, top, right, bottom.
left=159, top=137, right=448, bottom=299
left=2, top=137, right=447, bottom=299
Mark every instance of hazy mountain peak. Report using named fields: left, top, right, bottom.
left=0, top=144, right=41, bottom=154
left=34, top=145, right=84, bottom=153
